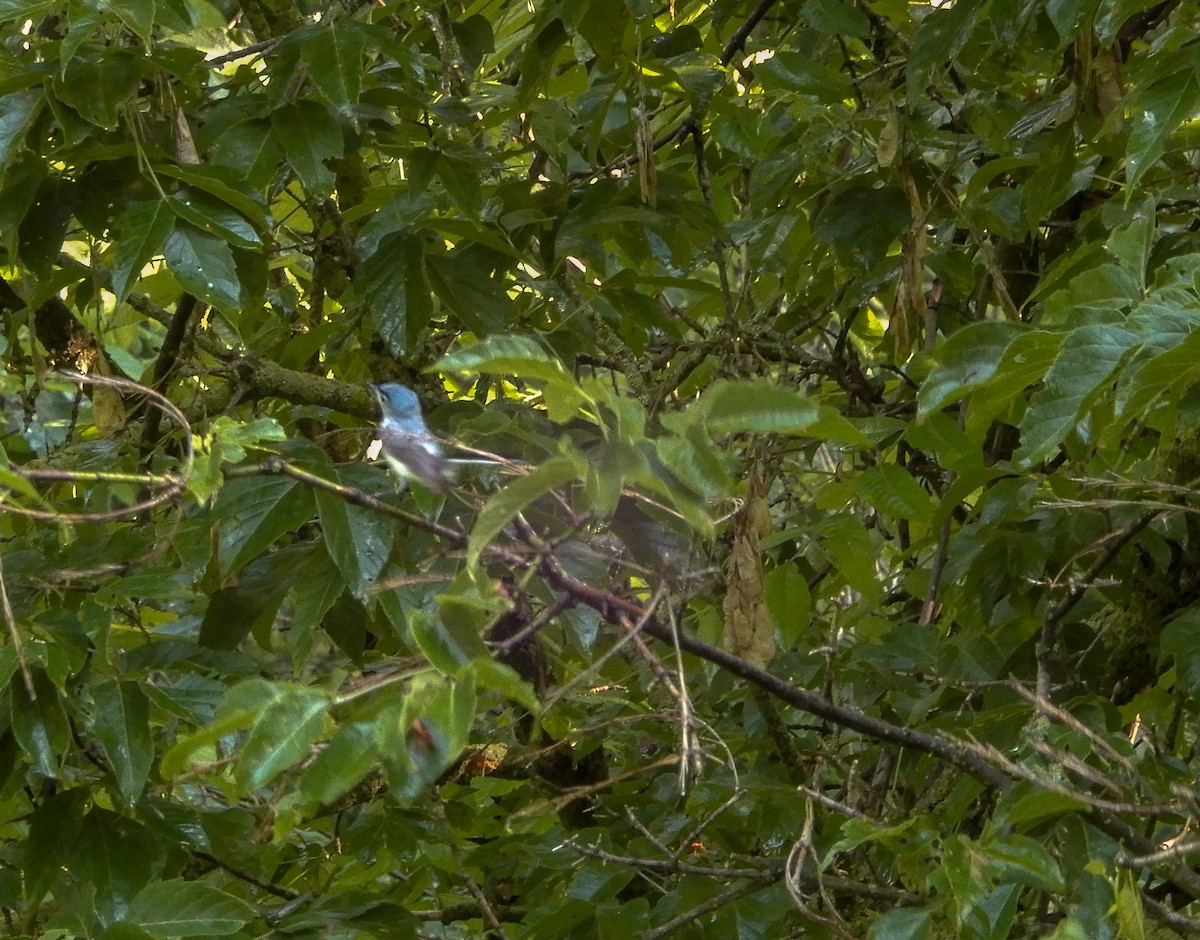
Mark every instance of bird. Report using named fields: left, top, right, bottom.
left=370, top=383, right=452, bottom=491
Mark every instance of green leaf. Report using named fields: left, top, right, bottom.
left=91, top=679, right=153, bottom=810
left=1119, top=327, right=1200, bottom=419
left=125, top=879, right=255, bottom=937
left=1125, top=70, right=1200, bottom=189
left=763, top=564, right=811, bottom=648
left=987, top=833, right=1064, bottom=891
left=818, top=514, right=878, bottom=598
left=236, top=686, right=328, bottom=789
left=111, top=198, right=174, bottom=305
left=867, top=907, right=934, bottom=940
left=347, top=232, right=432, bottom=357
left=756, top=51, right=846, bottom=103
left=167, top=188, right=261, bottom=250
left=298, top=721, right=379, bottom=805
left=162, top=221, right=242, bottom=317
left=699, top=380, right=818, bottom=434
left=814, top=186, right=910, bottom=265
left=1160, top=604, right=1200, bottom=694
left=72, top=809, right=164, bottom=927
left=11, top=670, right=70, bottom=778
left=214, top=477, right=312, bottom=578
left=302, top=22, right=364, bottom=114
left=435, top=336, right=590, bottom=422
left=467, top=453, right=584, bottom=567
left=273, top=100, right=342, bottom=198
left=57, top=49, right=141, bottom=129
left=920, top=321, right=1025, bottom=414
left=107, top=0, right=156, bottom=43
left=410, top=609, right=487, bottom=673
left=152, top=164, right=269, bottom=229
left=1016, top=323, right=1138, bottom=466
left=0, top=88, right=42, bottom=174
left=857, top=463, right=933, bottom=524
left=467, top=656, right=540, bottom=714
left=657, top=418, right=734, bottom=498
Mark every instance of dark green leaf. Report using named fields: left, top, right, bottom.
left=273, top=100, right=343, bottom=198
left=91, top=679, right=153, bottom=810
left=111, top=199, right=174, bottom=304
left=162, top=221, right=242, bottom=317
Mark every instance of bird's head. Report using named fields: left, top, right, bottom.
left=371, top=383, right=424, bottom=424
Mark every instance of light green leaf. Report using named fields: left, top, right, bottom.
left=436, top=336, right=590, bottom=421
left=818, top=514, right=878, bottom=598
left=236, top=686, right=328, bottom=789
left=467, top=454, right=584, bottom=568
left=467, top=657, right=540, bottom=714
left=126, top=880, right=255, bottom=937
left=1126, top=70, right=1200, bottom=189
left=298, top=721, right=379, bottom=805
left=920, top=321, right=1025, bottom=414
left=857, top=463, right=933, bottom=523
left=699, top=380, right=817, bottom=434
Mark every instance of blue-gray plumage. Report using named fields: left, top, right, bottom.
left=371, top=383, right=451, bottom=491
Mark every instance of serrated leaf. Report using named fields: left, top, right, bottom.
left=126, top=879, right=255, bottom=937
left=1016, top=323, right=1138, bottom=465
left=1126, top=70, right=1200, bottom=189
left=920, top=321, right=1025, bottom=414
left=237, top=687, right=328, bottom=789
left=347, top=232, right=431, bottom=357
left=818, top=514, right=878, bottom=598
left=436, top=336, right=590, bottom=421
left=91, top=679, right=153, bottom=810
left=1119, top=326, right=1200, bottom=418
left=273, top=99, right=342, bottom=198
left=214, top=476, right=312, bottom=578
left=162, top=221, right=242, bottom=317
left=467, top=454, right=583, bottom=568
left=700, top=380, right=817, bottom=434
left=857, top=463, right=933, bottom=523
left=302, top=22, right=363, bottom=114
left=111, top=199, right=174, bottom=304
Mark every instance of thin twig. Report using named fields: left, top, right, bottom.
left=0, top=550, right=36, bottom=698
left=430, top=788, right=510, bottom=938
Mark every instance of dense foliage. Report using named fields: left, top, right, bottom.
left=2, top=0, right=1200, bottom=936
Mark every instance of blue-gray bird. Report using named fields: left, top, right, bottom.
left=371, top=383, right=452, bottom=491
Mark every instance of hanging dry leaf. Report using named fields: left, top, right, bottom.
left=723, top=466, right=775, bottom=666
